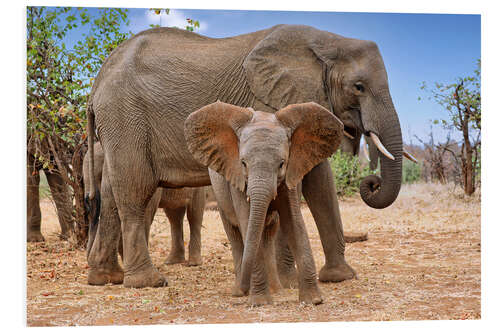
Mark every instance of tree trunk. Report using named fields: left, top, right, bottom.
left=72, top=144, right=88, bottom=248
left=463, top=140, right=475, bottom=195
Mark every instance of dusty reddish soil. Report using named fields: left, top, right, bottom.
left=26, top=183, right=480, bottom=326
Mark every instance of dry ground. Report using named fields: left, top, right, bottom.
left=26, top=183, right=481, bottom=326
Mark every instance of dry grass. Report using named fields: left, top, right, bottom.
left=26, top=183, right=480, bottom=326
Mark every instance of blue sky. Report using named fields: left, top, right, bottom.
left=66, top=7, right=481, bottom=144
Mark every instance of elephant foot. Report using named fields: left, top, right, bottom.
left=278, top=267, right=298, bottom=289
left=187, top=255, right=202, bottom=266
left=267, top=273, right=282, bottom=293
left=165, top=252, right=186, bottom=265
left=27, top=231, right=45, bottom=242
left=88, top=267, right=124, bottom=285
left=123, top=266, right=168, bottom=288
left=231, top=283, right=247, bottom=297
left=344, top=232, right=368, bottom=243
left=248, top=292, right=272, bottom=306
left=299, top=285, right=323, bottom=305
left=318, top=260, right=357, bottom=283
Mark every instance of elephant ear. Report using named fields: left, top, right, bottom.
left=184, top=101, right=254, bottom=192
left=243, top=25, right=330, bottom=110
left=275, top=102, right=344, bottom=189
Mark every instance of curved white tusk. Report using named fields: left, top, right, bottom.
left=369, top=133, right=395, bottom=160
left=403, top=149, right=418, bottom=163
left=343, top=130, right=354, bottom=140
left=362, top=140, right=370, bottom=162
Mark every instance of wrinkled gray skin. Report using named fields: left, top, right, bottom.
left=27, top=150, right=73, bottom=242
left=86, top=25, right=402, bottom=290
left=185, top=101, right=343, bottom=305
left=83, top=143, right=205, bottom=284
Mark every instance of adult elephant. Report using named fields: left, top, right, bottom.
left=86, top=24, right=403, bottom=289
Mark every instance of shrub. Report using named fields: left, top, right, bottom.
left=402, top=159, right=422, bottom=184
left=329, top=151, right=376, bottom=197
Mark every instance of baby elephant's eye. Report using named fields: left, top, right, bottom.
left=279, top=160, right=285, bottom=169
left=241, top=160, right=247, bottom=168
left=354, top=83, right=364, bottom=93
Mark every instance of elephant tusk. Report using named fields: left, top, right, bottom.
left=343, top=130, right=354, bottom=140
left=369, top=132, right=395, bottom=160
left=362, top=140, right=370, bottom=162
left=403, top=149, right=418, bottom=163
left=247, top=196, right=250, bottom=203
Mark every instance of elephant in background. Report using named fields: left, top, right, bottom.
left=85, top=24, right=404, bottom=289
left=27, top=142, right=73, bottom=242
left=185, top=101, right=343, bottom=305
left=83, top=143, right=205, bottom=285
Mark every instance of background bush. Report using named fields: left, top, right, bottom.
left=329, top=151, right=376, bottom=197
left=402, top=159, right=422, bottom=184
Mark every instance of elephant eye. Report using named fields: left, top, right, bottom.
left=241, top=160, right=247, bottom=168
left=279, top=160, right=285, bottom=169
left=354, top=83, right=364, bottom=93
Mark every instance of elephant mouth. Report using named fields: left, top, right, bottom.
left=343, top=125, right=358, bottom=140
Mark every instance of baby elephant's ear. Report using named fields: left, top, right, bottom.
left=275, top=102, right=344, bottom=189
left=184, top=101, right=254, bottom=192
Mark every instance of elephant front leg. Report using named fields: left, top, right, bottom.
left=302, top=160, right=356, bottom=282
left=248, top=236, right=273, bottom=306
left=219, top=210, right=246, bottom=297
left=276, top=187, right=322, bottom=305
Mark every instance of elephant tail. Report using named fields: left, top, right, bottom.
left=86, top=102, right=99, bottom=201
left=85, top=101, right=101, bottom=255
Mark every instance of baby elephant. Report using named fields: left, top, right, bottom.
left=83, top=142, right=205, bottom=284
left=185, top=101, right=343, bottom=305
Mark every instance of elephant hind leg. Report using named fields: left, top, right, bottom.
left=185, top=188, right=205, bottom=266
left=262, top=214, right=282, bottom=293
left=164, top=206, right=187, bottom=265
left=87, top=168, right=123, bottom=285
left=275, top=227, right=298, bottom=289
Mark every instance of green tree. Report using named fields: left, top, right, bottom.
left=148, top=8, right=200, bottom=30
left=27, top=7, right=131, bottom=246
left=420, top=60, right=481, bottom=195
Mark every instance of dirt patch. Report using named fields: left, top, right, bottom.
left=26, top=183, right=480, bottom=326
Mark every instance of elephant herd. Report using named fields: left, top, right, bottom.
left=28, top=24, right=416, bottom=306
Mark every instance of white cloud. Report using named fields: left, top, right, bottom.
left=145, top=9, right=208, bottom=33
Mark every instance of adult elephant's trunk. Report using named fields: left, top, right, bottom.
left=359, top=92, right=403, bottom=209
left=239, top=173, right=276, bottom=293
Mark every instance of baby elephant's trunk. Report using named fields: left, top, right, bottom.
left=239, top=174, right=276, bottom=293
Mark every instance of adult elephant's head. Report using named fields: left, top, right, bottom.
left=243, top=24, right=403, bottom=209
left=184, top=101, right=343, bottom=293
